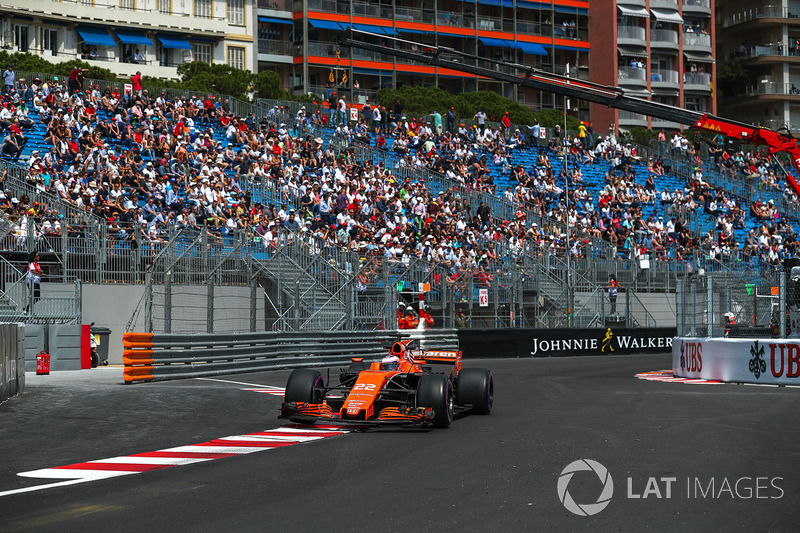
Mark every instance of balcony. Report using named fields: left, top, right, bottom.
left=722, top=5, right=798, bottom=28
left=617, top=25, right=646, bottom=45
left=652, top=118, right=683, bottom=129
left=683, top=32, right=711, bottom=50
left=307, top=0, right=349, bottom=15
left=650, top=68, right=679, bottom=88
left=619, top=110, right=649, bottom=127
left=682, top=0, right=711, bottom=15
left=684, top=72, right=712, bottom=91
left=650, top=29, right=679, bottom=51
left=395, top=6, right=426, bottom=24
left=650, top=0, right=679, bottom=8
left=736, top=44, right=800, bottom=61
left=258, top=39, right=293, bottom=62
left=746, top=81, right=800, bottom=96
left=257, top=0, right=291, bottom=10
left=516, top=20, right=546, bottom=37
left=618, top=65, right=648, bottom=87
left=351, top=0, right=394, bottom=19
left=477, top=15, right=515, bottom=33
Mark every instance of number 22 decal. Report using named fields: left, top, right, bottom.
left=353, top=383, right=376, bottom=391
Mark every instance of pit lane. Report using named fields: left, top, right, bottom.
left=1, top=355, right=799, bottom=532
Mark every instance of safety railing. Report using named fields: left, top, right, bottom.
left=122, top=329, right=459, bottom=383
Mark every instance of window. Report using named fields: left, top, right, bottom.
left=227, top=46, right=245, bottom=70
left=13, top=25, right=29, bottom=53
left=80, top=0, right=93, bottom=5
left=193, top=43, right=212, bottom=64
left=42, top=28, right=58, bottom=56
left=194, top=0, right=212, bottom=18
left=158, top=0, right=171, bottom=14
left=228, top=0, right=245, bottom=26
left=120, top=0, right=135, bottom=9
left=684, top=96, right=707, bottom=112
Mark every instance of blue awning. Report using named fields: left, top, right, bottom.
left=115, top=30, right=153, bottom=46
left=517, top=0, right=545, bottom=8
left=353, top=67, right=394, bottom=76
left=258, top=16, right=293, bottom=24
left=515, top=41, right=548, bottom=56
left=381, top=27, right=400, bottom=35
left=554, top=5, right=588, bottom=14
left=77, top=27, right=116, bottom=47
left=157, top=34, right=192, bottom=50
left=353, top=23, right=385, bottom=35
left=397, top=28, right=427, bottom=34
left=479, top=37, right=509, bottom=47
left=309, top=19, right=343, bottom=30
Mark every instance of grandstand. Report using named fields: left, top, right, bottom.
left=0, top=67, right=796, bottom=334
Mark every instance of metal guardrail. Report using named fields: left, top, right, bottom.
left=0, top=323, right=25, bottom=402
left=122, top=329, right=459, bottom=383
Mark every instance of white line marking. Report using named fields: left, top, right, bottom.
left=0, top=478, right=94, bottom=497
left=196, top=377, right=281, bottom=388
left=91, top=457, right=212, bottom=466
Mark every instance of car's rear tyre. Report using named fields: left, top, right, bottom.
left=417, top=374, right=453, bottom=428
left=285, top=369, right=324, bottom=404
left=457, top=368, right=493, bottom=415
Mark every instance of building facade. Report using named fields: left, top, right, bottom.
left=716, top=0, right=800, bottom=133
left=256, top=0, right=590, bottom=111
left=0, top=0, right=255, bottom=79
left=589, top=0, right=716, bottom=134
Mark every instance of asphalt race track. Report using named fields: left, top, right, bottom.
left=1, top=354, right=799, bottom=532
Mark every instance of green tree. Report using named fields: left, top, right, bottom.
left=716, top=60, right=751, bottom=99
left=253, top=69, right=285, bottom=99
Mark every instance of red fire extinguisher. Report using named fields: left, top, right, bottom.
left=36, top=351, right=50, bottom=375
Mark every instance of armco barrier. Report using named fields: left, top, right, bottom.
left=674, top=336, right=800, bottom=385
left=0, top=323, right=25, bottom=402
left=123, top=330, right=459, bottom=383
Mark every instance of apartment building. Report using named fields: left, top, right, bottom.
left=589, top=0, right=716, bottom=134
left=716, top=0, right=800, bottom=132
left=256, top=0, right=589, bottom=110
left=0, top=0, right=255, bottom=79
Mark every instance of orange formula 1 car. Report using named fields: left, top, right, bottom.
left=280, top=339, right=493, bottom=428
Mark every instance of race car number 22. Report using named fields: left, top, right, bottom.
left=353, top=383, right=377, bottom=391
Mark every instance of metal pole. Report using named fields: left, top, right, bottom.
left=250, top=272, right=257, bottom=333
left=165, top=271, right=172, bottom=334
left=707, top=276, right=713, bottom=338
left=207, top=275, right=214, bottom=334
left=294, top=279, right=301, bottom=331
left=441, top=265, right=447, bottom=329
left=564, top=62, right=570, bottom=298
left=780, top=271, right=787, bottom=338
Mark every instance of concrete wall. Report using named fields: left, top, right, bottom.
left=82, top=284, right=145, bottom=366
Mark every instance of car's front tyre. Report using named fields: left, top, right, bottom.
left=285, top=369, right=325, bottom=404
left=417, top=374, right=453, bottom=428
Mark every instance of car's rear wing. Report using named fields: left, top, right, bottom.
left=419, top=350, right=462, bottom=373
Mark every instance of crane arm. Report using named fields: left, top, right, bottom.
left=339, top=32, right=800, bottom=199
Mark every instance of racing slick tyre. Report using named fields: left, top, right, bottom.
left=285, top=369, right=325, bottom=404
left=417, top=374, right=454, bottom=428
left=456, top=368, right=493, bottom=415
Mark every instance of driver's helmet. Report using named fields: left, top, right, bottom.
left=381, top=355, right=400, bottom=371
left=724, top=312, right=735, bottom=322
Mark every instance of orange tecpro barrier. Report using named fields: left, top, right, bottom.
left=123, top=332, right=155, bottom=383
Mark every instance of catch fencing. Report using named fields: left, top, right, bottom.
left=124, top=227, right=662, bottom=335
left=122, top=329, right=459, bottom=383
left=676, top=270, right=787, bottom=338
